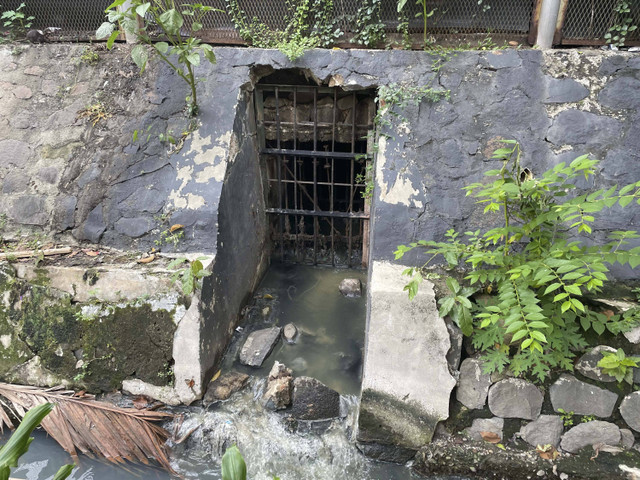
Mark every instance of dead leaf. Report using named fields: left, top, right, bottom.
left=480, top=431, right=501, bottom=443
left=137, top=254, right=156, bottom=264
left=509, top=41, right=519, bottom=46
left=602, top=309, right=615, bottom=319
left=537, top=444, right=560, bottom=460
left=68, top=251, right=79, bottom=258
left=82, top=249, right=100, bottom=257
left=169, top=224, right=184, bottom=233
left=185, top=379, right=195, bottom=389
left=0, top=382, right=175, bottom=474
left=263, top=294, right=274, bottom=300
left=210, top=370, right=221, bottom=383
left=132, top=395, right=153, bottom=410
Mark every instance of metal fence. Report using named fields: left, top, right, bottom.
left=0, top=0, right=637, bottom=46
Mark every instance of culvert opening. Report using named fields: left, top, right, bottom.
left=255, top=74, right=376, bottom=268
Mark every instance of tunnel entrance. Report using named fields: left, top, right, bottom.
left=255, top=78, right=376, bottom=268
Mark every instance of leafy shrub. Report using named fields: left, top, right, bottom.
left=396, top=140, right=640, bottom=382
left=597, top=348, right=640, bottom=384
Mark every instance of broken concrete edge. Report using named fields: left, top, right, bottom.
left=357, top=260, right=456, bottom=456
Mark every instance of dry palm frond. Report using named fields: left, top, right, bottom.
left=0, top=383, right=176, bottom=475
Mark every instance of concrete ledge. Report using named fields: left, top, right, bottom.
left=357, top=261, right=456, bottom=453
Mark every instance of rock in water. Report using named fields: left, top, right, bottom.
left=203, top=371, right=249, bottom=406
left=239, top=327, right=282, bottom=367
left=283, top=323, right=298, bottom=344
left=339, top=278, right=362, bottom=297
left=262, top=361, right=293, bottom=410
left=290, top=376, right=340, bottom=420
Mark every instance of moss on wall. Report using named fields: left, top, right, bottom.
left=0, top=264, right=178, bottom=392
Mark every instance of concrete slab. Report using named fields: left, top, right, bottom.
left=357, top=261, right=456, bottom=455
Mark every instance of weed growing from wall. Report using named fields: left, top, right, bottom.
left=1, top=2, right=34, bottom=41
left=396, top=141, right=640, bottom=383
left=605, top=1, right=638, bottom=47
left=226, top=0, right=342, bottom=61
left=97, top=0, right=220, bottom=117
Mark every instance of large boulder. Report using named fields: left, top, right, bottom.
left=290, top=376, right=340, bottom=420
left=519, top=415, right=564, bottom=448
left=550, top=374, right=618, bottom=418
left=488, top=378, right=543, bottom=420
left=560, top=421, right=620, bottom=453
left=620, top=391, right=640, bottom=433
left=456, top=358, right=492, bottom=410
left=239, top=327, right=282, bottom=367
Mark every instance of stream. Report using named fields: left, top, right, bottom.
left=5, top=265, right=463, bottom=480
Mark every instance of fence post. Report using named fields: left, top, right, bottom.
left=119, top=0, right=141, bottom=44
left=536, top=0, right=561, bottom=48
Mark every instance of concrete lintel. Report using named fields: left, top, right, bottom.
left=357, top=261, right=456, bottom=452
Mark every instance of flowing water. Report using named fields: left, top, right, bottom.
left=5, top=264, right=459, bottom=480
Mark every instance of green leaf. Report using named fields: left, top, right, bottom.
left=186, top=52, right=201, bottom=66
left=105, top=0, right=127, bottom=11
left=155, top=41, right=170, bottom=54
left=521, top=338, right=533, bottom=349
left=159, top=8, right=184, bottom=36
left=620, top=195, right=634, bottom=207
left=438, top=296, right=455, bottom=316
left=130, top=44, right=149, bottom=73
left=445, top=277, right=460, bottom=294
left=511, top=329, right=528, bottom=342
left=135, top=2, right=151, bottom=17
left=96, top=21, right=115, bottom=40
left=593, top=321, right=605, bottom=335
left=0, top=403, right=53, bottom=470
left=192, top=21, right=203, bottom=32
left=53, top=464, right=75, bottom=480
left=106, top=29, right=120, bottom=49
left=530, top=330, right=547, bottom=343
left=222, top=445, right=247, bottom=480
left=544, top=283, right=562, bottom=295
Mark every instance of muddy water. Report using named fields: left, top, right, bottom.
left=4, top=265, right=462, bottom=480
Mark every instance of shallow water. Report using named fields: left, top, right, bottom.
left=5, top=264, right=463, bottom=480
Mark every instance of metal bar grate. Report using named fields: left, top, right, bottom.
left=561, top=0, right=640, bottom=45
left=256, top=84, right=375, bottom=268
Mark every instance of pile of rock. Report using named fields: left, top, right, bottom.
left=457, top=347, right=639, bottom=456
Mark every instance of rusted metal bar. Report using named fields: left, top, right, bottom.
left=261, top=148, right=366, bottom=159
left=275, top=87, right=281, bottom=150
left=266, top=208, right=369, bottom=219
left=313, top=156, right=318, bottom=264
left=528, top=0, right=543, bottom=45
left=553, top=0, right=570, bottom=46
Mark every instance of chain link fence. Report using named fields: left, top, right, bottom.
left=562, top=0, right=640, bottom=45
left=0, top=0, right=637, bottom=46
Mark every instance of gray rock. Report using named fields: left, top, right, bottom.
left=262, top=361, right=293, bottom=410
left=620, top=428, right=635, bottom=449
left=625, top=325, right=640, bottom=344
left=290, top=376, right=340, bottom=420
left=620, top=392, right=640, bottom=432
left=456, top=358, right=492, bottom=410
left=599, top=77, right=640, bottom=110
left=203, top=371, right=249, bottom=406
left=36, top=167, right=58, bottom=184
left=635, top=367, right=640, bottom=384
left=339, top=278, right=362, bottom=297
left=239, top=327, right=281, bottom=367
left=519, top=415, right=564, bottom=448
left=114, top=216, right=154, bottom=238
left=0, top=139, right=32, bottom=168
left=465, top=417, right=504, bottom=442
left=575, top=345, right=618, bottom=382
left=283, top=323, right=298, bottom=344
left=53, top=195, right=77, bottom=230
left=550, top=374, right=618, bottom=418
left=9, top=195, right=47, bottom=225
left=445, top=319, right=463, bottom=372
left=543, top=77, right=589, bottom=104
left=488, top=378, right=543, bottom=420
left=485, top=51, right=522, bottom=69
left=356, top=442, right=417, bottom=463
left=546, top=109, right=623, bottom=147
left=560, top=421, right=620, bottom=453
left=81, top=204, right=106, bottom=243
left=2, top=173, right=29, bottom=194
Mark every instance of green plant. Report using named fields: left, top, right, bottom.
left=227, top=0, right=341, bottom=61
left=355, top=160, right=374, bottom=199
left=0, top=403, right=74, bottom=480
left=221, top=445, right=246, bottom=480
left=375, top=82, right=450, bottom=130
left=398, top=0, right=436, bottom=48
left=396, top=140, right=640, bottom=382
left=1, top=2, right=34, bottom=40
left=557, top=408, right=574, bottom=427
left=77, top=46, right=100, bottom=65
left=168, top=256, right=212, bottom=295
left=351, top=0, right=385, bottom=48
left=77, top=102, right=111, bottom=127
left=597, top=348, right=640, bottom=384
left=605, top=1, right=638, bottom=47
left=581, top=414, right=596, bottom=423
left=97, top=0, right=219, bottom=117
